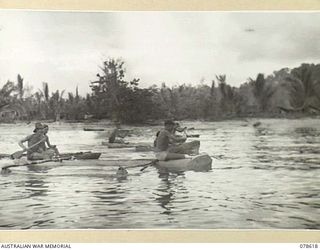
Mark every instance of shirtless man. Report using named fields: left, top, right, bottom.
left=154, top=120, right=190, bottom=161
left=18, top=123, right=58, bottom=160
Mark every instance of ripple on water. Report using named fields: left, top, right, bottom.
left=0, top=119, right=319, bottom=229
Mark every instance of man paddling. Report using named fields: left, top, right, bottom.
left=154, top=120, right=191, bottom=161
left=108, top=121, right=125, bottom=144
left=17, top=123, right=58, bottom=160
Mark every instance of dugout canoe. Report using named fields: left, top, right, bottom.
left=83, top=128, right=105, bottom=131
left=102, top=142, right=133, bottom=148
left=168, top=140, right=200, bottom=155
left=135, top=140, right=201, bottom=153
left=186, top=134, right=200, bottom=138
left=155, top=154, right=212, bottom=173
left=1, top=157, right=155, bottom=174
left=60, top=151, right=101, bottom=160
left=135, top=140, right=200, bottom=154
left=0, top=151, right=101, bottom=160
left=102, top=141, right=150, bottom=149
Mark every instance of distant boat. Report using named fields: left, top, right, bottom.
left=83, top=128, right=105, bottom=131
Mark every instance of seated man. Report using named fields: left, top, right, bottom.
left=154, top=120, right=191, bottom=161
left=108, top=122, right=125, bottom=144
left=18, top=123, right=58, bottom=160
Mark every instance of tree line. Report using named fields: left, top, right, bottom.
left=1, top=59, right=320, bottom=124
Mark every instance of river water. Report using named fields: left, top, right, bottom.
left=0, top=118, right=319, bottom=229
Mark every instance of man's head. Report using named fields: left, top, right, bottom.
left=43, top=124, right=49, bottom=134
left=164, top=120, right=175, bottom=131
left=33, top=122, right=45, bottom=133
left=114, top=121, right=121, bottom=129
left=174, top=122, right=186, bottom=132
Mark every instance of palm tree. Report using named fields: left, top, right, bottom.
left=17, top=74, right=24, bottom=100
left=286, top=64, right=320, bottom=112
left=50, top=89, right=65, bottom=121
left=252, top=73, right=276, bottom=112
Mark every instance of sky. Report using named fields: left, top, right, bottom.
left=0, top=11, right=320, bottom=95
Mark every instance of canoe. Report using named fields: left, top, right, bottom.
left=1, top=158, right=155, bottom=174
left=168, top=140, right=200, bottom=155
left=102, top=141, right=150, bottom=149
left=117, top=129, right=132, bottom=138
left=186, top=134, right=200, bottom=138
left=135, top=145, right=154, bottom=152
left=102, top=142, right=132, bottom=148
left=0, top=151, right=101, bottom=160
left=60, top=152, right=101, bottom=160
left=83, top=128, right=105, bottom=131
left=155, top=154, right=212, bottom=173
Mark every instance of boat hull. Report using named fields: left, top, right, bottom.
left=156, top=154, right=212, bottom=172
left=135, top=140, right=201, bottom=154
left=168, top=140, right=200, bottom=155
left=60, top=152, right=101, bottom=160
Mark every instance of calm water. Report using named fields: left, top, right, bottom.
left=0, top=118, right=319, bottom=229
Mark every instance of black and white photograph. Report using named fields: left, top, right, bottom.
left=0, top=10, right=319, bottom=230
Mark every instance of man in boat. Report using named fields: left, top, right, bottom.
left=154, top=122, right=187, bottom=146
left=108, top=121, right=125, bottom=144
left=18, top=123, right=58, bottom=160
left=154, top=120, right=191, bottom=161
left=41, top=124, right=60, bottom=158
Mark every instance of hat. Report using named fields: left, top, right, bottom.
left=164, top=120, right=175, bottom=126
left=33, top=122, right=44, bottom=132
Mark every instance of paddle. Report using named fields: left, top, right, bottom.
left=1, top=156, right=72, bottom=174
left=122, top=159, right=159, bottom=171
left=11, top=137, right=47, bottom=159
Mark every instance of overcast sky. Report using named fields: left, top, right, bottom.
left=0, top=11, right=319, bottom=95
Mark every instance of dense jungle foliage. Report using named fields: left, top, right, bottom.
left=1, top=59, right=320, bottom=124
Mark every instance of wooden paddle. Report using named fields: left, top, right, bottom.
left=11, top=137, right=47, bottom=159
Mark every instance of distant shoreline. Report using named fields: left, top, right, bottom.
left=1, top=114, right=319, bottom=126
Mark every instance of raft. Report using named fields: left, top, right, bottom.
left=155, top=154, right=212, bottom=173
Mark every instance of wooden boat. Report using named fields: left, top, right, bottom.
left=186, top=134, right=200, bottom=138
left=83, top=128, right=105, bottom=131
left=101, top=141, right=150, bottom=149
left=1, top=157, right=155, bottom=174
left=117, top=129, right=132, bottom=138
left=135, top=145, right=154, bottom=152
left=135, top=140, right=201, bottom=154
left=155, top=154, right=212, bottom=173
left=102, top=141, right=132, bottom=148
left=0, top=151, right=101, bottom=160
left=60, top=151, right=101, bottom=160
left=168, top=140, right=200, bottom=155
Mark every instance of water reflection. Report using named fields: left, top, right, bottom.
left=154, top=172, right=188, bottom=216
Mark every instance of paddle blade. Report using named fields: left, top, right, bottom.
left=11, top=150, right=25, bottom=159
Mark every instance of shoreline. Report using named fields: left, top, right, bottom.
left=0, top=114, right=319, bottom=125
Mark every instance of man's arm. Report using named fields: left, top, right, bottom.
left=166, top=131, right=187, bottom=143
left=45, top=136, right=54, bottom=148
left=18, top=135, right=32, bottom=150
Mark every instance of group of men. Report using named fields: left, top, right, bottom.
left=18, top=119, right=189, bottom=162
left=17, top=122, right=59, bottom=160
